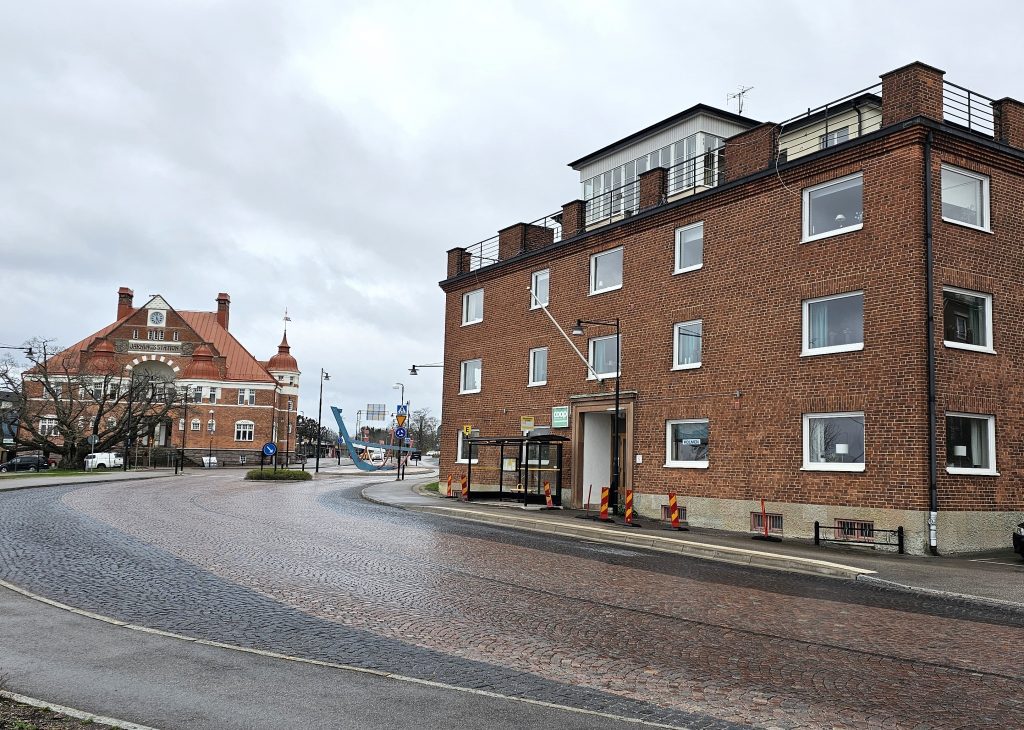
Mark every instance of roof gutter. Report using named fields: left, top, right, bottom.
left=924, top=129, right=939, bottom=556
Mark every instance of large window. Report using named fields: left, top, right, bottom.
left=456, top=429, right=479, bottom=464
left=588, top=335, right=620, bottom=379
left=590, top=247, right=623, bottom=294
left=802, top=173, right=863, bottom=242
left=191, top=418, right=201, bottom=431
left=530, top=269, right=549, bottom=309
left=673, top=320, right=702, bottom=369
left=234, top=421, right=255, bottom=442
left=528, top=347, right=548, bottom=386
left=462, top=289, right=484, bottom=325
left=803, top=412, right=865, bottom=471
left=943, top=287, right=993, bottom=353
left=237, top=388, right=256, bottom=406
left=39, top=417, right=59, bottom=437
left=941, top=165, right=989, bottom=231
left=946, top=413, right=996, bottom=475
left=674, top=222, right=703, bottom=274
left=665, top=419, right=709, bottom=468
left=802, top=291, right=864, bottom=356
left=460, top=359, right=482, bottom=394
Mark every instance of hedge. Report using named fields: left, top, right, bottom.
left=244, top=468, right=313, bottom=481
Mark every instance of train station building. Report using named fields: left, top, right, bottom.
left=439, top=62, right=1024, bottom=554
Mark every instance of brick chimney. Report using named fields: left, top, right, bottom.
left=216, top=293, right=231, bottom=330
left=880, top=61, right=944, bottom=127
left=117, top=287, right=134, bottom=320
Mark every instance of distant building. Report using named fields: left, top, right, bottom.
left=21, top=287, right=300, bottom=466
left=439, top=62, right=1024, bottom=554
left=1, top=390, right=18, bottom=461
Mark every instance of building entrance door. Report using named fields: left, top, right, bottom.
left=578, top=409, right=629, bottom=510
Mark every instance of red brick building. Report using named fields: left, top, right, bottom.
left=22, top=287, right=300, bottom=466
left=439, top=62, right=1024, bottom=554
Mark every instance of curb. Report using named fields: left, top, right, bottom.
left=0, top=690, right=158, bottom=730
left=0, top=472, right=173, bottom=493
left=360, top=486, right=874, bottom=580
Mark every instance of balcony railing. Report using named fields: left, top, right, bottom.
left=530, top=212, right=562, bottom=244
left=666, top=145, right=724, bottom=195
left=585, top=179, right=639, bottom=227
left=943, top=80, right=996, bottom=137
left=465, top=233, right=499, bottom=271
left=778, top=83, right=884, bottom=161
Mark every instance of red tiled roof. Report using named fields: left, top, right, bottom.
left=34, top=306, right=278, bottom=384
left=177, top=311, right=276, bottom=383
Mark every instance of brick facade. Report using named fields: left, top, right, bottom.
left=439, top=62, right=1024, bottom=554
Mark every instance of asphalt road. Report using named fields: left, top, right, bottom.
left=0, top=472, right=1021, bottom=729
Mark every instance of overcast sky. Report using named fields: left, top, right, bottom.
left=1, top=0, right=1019, bottom=427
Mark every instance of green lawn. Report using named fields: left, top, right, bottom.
left=422, top=481, right=439, bottom=492
left=0, top=469, right=88, bottom=479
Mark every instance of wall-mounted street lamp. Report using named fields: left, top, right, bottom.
left=409, top=363, right=442, bottom=376
left=572, top=318, right=621, bottom=514
left=315, top=369, right=330, bottom=473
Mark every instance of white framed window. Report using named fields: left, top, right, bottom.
left=588, top=335, right=620, bottom=379
left=190, top=418, right=201, bottom=431
left=462, top=289, right=484, bottom=325
left=178, top=418, right=185, bottom=431
left=460, top=359, right=482, bottom=394
left=528, top=347, right=548, bottom=386
left=530, top=269, right=550, bottom=309
left=674, top=222, right=703, bottom=274
left=191, top=386, right=202, bottom=403
left=456, top=428, right=479, bottom=464
left=803, top=412, right=865, bottom=472
left=802, top=291, right=864, bottom=356
left=819, top=127, right=849, bottom=149
left=802, top=173, right=863, bottom=242
left=207, top=419, right=216, bottom=433
left=945, top=412, right=997, bottom=475
left=237, top=388, right=256, bottom=406
left=941, top=165, right=990, bottom=231
left=590, top=247, right=623, bottom=295
left=288, top=398, right=293, bottom=411
left=665, top=419, right=709, bottom=468
left=673, top=320, right=702, bottom=369
left=234, top=421, right=255, bottom=442
left=131, top=329, right=139, bottom=339
left=39, top=417, right=59, bottom=437
left=172, top=330, right=180, bottom=341
left=943, top=287, right=994, bottom=353
left=208, top=387, right=218, bottom=404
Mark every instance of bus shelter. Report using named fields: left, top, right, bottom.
left=465, top=434, right=568, bottom=506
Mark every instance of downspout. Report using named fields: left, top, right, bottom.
left=924, top=130, right=939, bottom=556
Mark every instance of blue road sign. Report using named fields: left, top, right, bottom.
left=395, top=427, right=407, bottom=440
left=262, top=442, right=278, bottom=457
left=396, top=404, right=409, bottom=416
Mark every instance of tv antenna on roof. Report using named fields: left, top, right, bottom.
left=727, top=85, right=754, bottom=115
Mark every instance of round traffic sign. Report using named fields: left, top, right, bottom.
left=262, top=442, right=278, bottom=457
left=87, top=435, right=99, bottom=445
left=395, top=427, right=407, bottom=440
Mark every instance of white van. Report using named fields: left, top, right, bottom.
left=85, top=453, right=123, bottom=470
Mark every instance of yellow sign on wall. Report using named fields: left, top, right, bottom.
left=462, top=424, right=473, bottom=437
left=520, top=416, right=535, bottom=432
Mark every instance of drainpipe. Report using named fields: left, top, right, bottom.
left=924, top=130, right=939, bottom=556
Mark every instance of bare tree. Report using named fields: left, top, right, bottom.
left=0, top=338, right=177, bottom=468
left=411, top=407, right=440, bottom=452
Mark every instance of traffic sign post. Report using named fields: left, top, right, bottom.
left=395, top=426, right=407, bottom=440
left=261, top=442, right=277, bottom=473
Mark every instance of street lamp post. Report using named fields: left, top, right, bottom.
left=179, top=386, right=188, bottom=474
left=208, top=409, right=214, bottom=467
left=408, top=363, right=442, bottom=376
left=298, top=410, right=306, bottom=471
left=284, top=403, right=291, bottom=468
left=572, top=318, right=621, bottom=514
left=315, top=369, right=330, bottom=473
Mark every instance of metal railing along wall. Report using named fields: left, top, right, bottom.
left=814, top=520, right=905, bottom=554
left=942, top=81, right=996, bottom=137
left=584, top=179, right=639, bottom=226
left=530, top=212, right=563, bottom=243
left=465, top=234, right=500, bottom=272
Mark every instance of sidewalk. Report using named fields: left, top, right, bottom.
left=363, top=480, right=1024, bottom=609
left=0, top=469, right=174, bottom=492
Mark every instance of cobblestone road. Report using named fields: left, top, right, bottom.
left=0, top=474, right=1021, bottom=729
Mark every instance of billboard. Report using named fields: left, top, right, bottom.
left=366, top=403, right=387, bottom=422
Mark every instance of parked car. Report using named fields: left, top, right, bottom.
left=0, top=455, right=50, bottom=473
left=1014, top=522, right=1024, bottom=559
left=84, top=452, right=124, bottom=470
left=425, top=450, right=440, bottom=459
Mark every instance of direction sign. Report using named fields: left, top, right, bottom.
left=262, top=442, right=278, bottom=457
left=395, top=427, right=407, bottom=440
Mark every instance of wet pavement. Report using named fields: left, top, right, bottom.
left=0, top=472, right=1022, bottom=729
